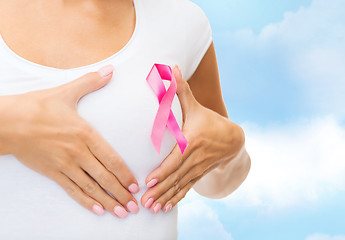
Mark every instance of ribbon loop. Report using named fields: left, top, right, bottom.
left=146, top=63, right=189, bottom=155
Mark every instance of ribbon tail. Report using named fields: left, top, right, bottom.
left=151, top=99, right=172, bottom=154
left=167, top=109, right=189, bottom=154
left=151, top=113, right=166, bottom=155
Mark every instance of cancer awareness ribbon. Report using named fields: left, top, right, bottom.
left=146, top=63, right=189, bottom=155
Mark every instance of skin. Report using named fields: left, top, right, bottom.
left=0, top=0, right=140, bottom=218
left=142, top=62, right=250, bottom=214
left=0, top=0, right=136, bottom=69
left=0, top=0, right=251, bottom=217
left=0, top=68, right=141, bottom=218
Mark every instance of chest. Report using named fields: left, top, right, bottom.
left=0, top=1, right=135, bottom=69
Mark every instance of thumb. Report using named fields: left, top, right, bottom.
left=58, top=64, right=115, bottom=106
left=173, top=64, right=198, bottom=116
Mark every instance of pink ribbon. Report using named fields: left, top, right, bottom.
left=146, top=63, right=189, bottom=155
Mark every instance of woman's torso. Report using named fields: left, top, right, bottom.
left=0, top=0, right=189, bottom=239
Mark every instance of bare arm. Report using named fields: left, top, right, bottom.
left=188, top=41, right=251, bottom=199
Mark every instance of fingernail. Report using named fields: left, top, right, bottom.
left=144, top=197, right=154, bottom=209
left=92, top=203, right=104, bottom=216
left=97, top=64, right=114, bottom=77
left=128, top=183, right=140, bottom=194
left=114, top=205, right=128, bottom=218
left=126, top=200, right=139, bottom=214
left=164, top=203, right=172, bottom=213
left=153, top=203, right=162, bottom=214
left=146, top=178, right=158, bottom=188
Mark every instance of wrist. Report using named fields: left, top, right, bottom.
left=228, top=119, right=245, bottom=156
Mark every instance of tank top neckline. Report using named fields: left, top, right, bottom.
left=0, top=0, right=140, bottom=73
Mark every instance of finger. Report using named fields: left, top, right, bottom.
left=61, top=162, right=129, bottom=218
left=77, top=121, right=140, bottom=194
left=52, top=171, right=105, bottom=216
left=79, top=149, right=140, bottom=214
left=55, top=65, right=114, bottom=107
left=163, top=163, right=221, bottom=213
left=145, top=139, right=194, bottom=189
left=173, top=65, right=198, bottom=115
left=150, top=160, right=220, bottom=214
left=141, top=147, right=198, bottom=208
left=142, top=149, right=205, bottom=213
left=162, top=176, right=201, bottom=213
left=161, top=164, right=220, bottom=213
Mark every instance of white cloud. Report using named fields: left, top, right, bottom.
left=211, top=0, right=345, bottom=210
left=306, top=233, right=345, bottom=240
left=178, top=191, right=233, bottom=240
left=177, top=0, right=345, bottom=234
left=219, top=116, right=345, bottom=209
left=175, top=1, right=345, bottom=237
left=225, top=0, right=345, bottom=117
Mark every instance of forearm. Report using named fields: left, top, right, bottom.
left=192, top=120, right=251, bottom=199
left=192, top=144, right=251, bottom=199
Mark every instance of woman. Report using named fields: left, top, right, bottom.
left=0, top=0, right=251, bottom=239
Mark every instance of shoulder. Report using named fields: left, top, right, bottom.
left=139, top=0, right=209, bottom=25
left=138, top=0, right=212, bottom=81
left=138, top=0, right=211, bottom=43
left=175, top=0, right=209, bottom=19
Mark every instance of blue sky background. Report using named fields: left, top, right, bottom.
left=178, top=0, right=345, bottom=239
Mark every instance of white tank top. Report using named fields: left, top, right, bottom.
left=0, top=0, right=212, bottom=239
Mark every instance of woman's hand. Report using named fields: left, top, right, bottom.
left=0, top=65, right=140, bottom=218
left=140, top=65, right=245, bottom=214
